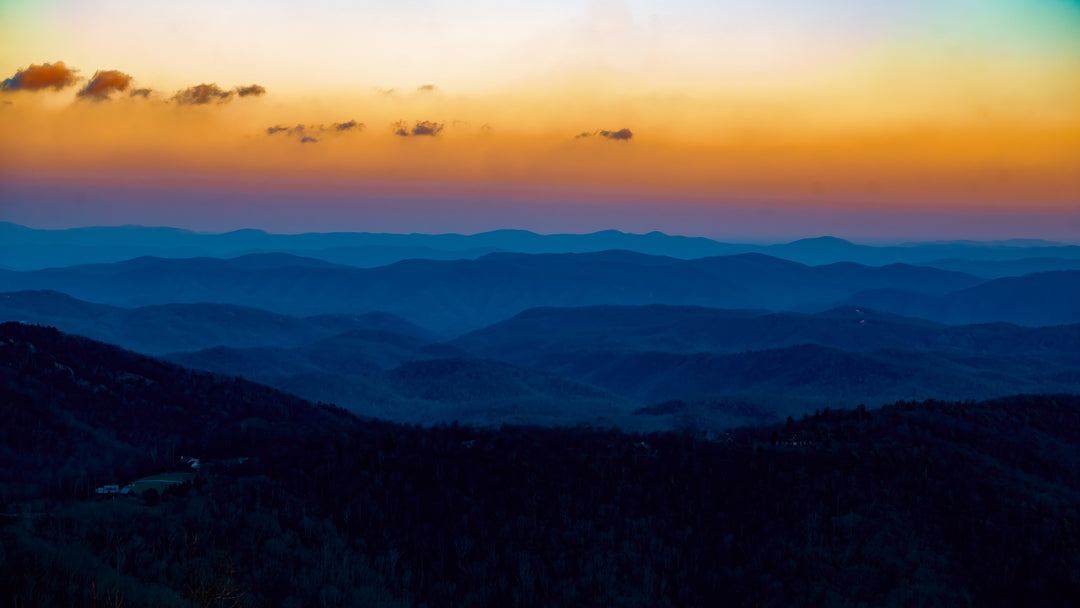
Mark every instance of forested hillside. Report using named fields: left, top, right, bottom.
left=2, top=323, right=1078, bottom=607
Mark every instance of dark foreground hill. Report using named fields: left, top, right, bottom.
left=2, top=322, right=1079, bottom=607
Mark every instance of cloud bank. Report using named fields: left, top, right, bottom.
left=2, top=61, right=78, bottom=91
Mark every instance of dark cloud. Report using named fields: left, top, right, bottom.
left=600, top=128, right=633, bottom=141
left=173, top=83, right=233, bottom=105
left=129, top=88, right=152, bottom=98
left=172, top=83, right=266, bottom=105
left=76, top=70, right=132, bottom=101
left=576, top=128, right=633, bottom=141
left=416, top=84, right=439, bottom=93
left=394, top=120, right=444, bottom=137
left=266, top=121, right=363, bottom=142
left=412, top=121, right=443, bottom=135
left=235, top=84, right=266, bottom=97
left=266, top=124, right=310, bottom=137
left=2, top=61, right=78, bottom=92
left=333, top=120, right=363, bottom=132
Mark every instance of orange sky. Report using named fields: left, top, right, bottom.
left=1, top=1, right=1078, bottom=237
left=2, top=86, right=1076, bottom=210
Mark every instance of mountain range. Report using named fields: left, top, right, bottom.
left=0, top=251, right=998, bottom=331
left=453, top=306, right=1080, bottom=406
left=4, top=222, right=1080, bottom=272
left=4, top=250, right=1078, bottom=332
left=453, top=304, right=1080, bottom=360
left=6, top=289, right=1079, bottom=429
left=3, top=224, right=1078, bottom=430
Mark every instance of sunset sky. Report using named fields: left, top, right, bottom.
left=1, top=0, right=1078, bottom=240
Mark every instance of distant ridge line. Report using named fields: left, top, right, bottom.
left=3, top=221, right=1080, bottom=273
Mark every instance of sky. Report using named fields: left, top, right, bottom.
left=1, top=0, right=1078, bottom=241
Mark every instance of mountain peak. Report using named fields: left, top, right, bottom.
left=785, top=236, right=856, bottom=247
left=220, top=228, right=270, bottom=236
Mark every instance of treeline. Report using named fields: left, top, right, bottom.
left=2, top=323, right=1079, bottom=607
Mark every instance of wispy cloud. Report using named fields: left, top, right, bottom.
left=1, top=61, right=78, bottom=92
left=76, top=70, right=132, bottom=101
left=575, top=128, right=633, bottom=141
left=173, top=83, right=267, bottom=105
left=267, top=124, right=311, bottom=137
left=235, top=84, right=266, bottom=97
left=334, top=120, right=361, bottom=132
left=129, top=88, right=152, bottom=98
left=394, top=120, right=444, bottom=137
left=173, top=83, right=232, bottom=105
left=265, top=121, right=364, bottom=142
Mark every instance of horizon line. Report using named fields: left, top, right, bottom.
left=3, top=221, right=1079, bottom=247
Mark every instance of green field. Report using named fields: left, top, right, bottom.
left=126, top=472, right=196, bottom=495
